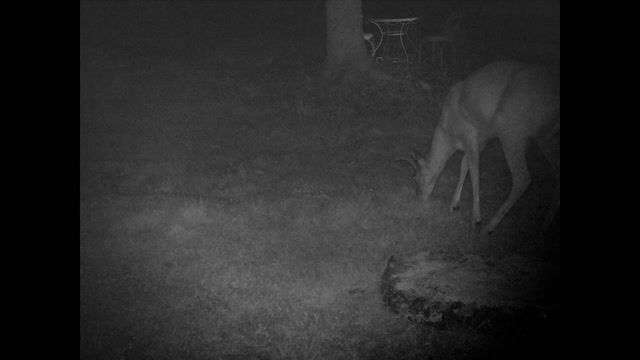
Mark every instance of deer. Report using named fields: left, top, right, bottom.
left=401, top=61, right=560, bottom=236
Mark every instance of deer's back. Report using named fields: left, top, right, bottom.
left=443, top=61, right=560, bottom=143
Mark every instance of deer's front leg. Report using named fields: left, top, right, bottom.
left=467, top=148, right=482, bottom=227
left=449, top=153, right=469, bottom=213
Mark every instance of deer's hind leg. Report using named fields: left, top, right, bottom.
left=481, top=136, right=531, bottom=235
left=536, top=132, right=560, bottom=231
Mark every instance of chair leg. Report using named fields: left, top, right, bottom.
left=431, top=42, right=437, bottom=65
left=452, top=45, right=456, bottom=66
left=431, top=42, right=445, bottom=71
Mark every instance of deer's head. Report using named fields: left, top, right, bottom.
left=397, top=149, right=437, bottom=202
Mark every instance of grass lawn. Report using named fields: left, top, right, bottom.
left=80, top=2, right=561, bottom=359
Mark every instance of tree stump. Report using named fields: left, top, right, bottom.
left=380, top=252, right=562, bottom=331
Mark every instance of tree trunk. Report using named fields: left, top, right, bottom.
left=325, top=0, right=370, bottom=74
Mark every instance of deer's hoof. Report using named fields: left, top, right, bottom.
left=473, top=221, right=486, bottom=235
left=479, top=226, right=494, bottom=237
